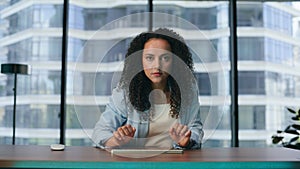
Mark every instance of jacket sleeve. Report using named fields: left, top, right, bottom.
left=174, top=89, right=203, bottom=150
left=187, top=102, right=203, bottom=149
left=91, top=88, right=128, bottom=148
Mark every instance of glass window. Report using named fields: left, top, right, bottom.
left=237, top=3, right=263, bottom=27
left=237, top=1, right=300, bottom=148
left=0, top=1, right=62, bottom=145
left=188, top=39, right=219, bottom=63
left=264, top=4, right=292, bottom=35
left=239, top=71, right=265, bottom=95
left=195, top=73, right=211, bottom=95
left=239, top=106, right=265, bottom=129
left=238, top=37, right=264, bottom=60
left=265, top=38, right=293, bottom=64
left=185, top=7, right=218, bottom=30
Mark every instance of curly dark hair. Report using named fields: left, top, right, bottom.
left=119, top=28, right=196, bottom=119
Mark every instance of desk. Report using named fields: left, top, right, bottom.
left=0, top=145, right=299, bottom=169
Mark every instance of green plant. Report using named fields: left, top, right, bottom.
left=272, top=107, right=300, bottom=150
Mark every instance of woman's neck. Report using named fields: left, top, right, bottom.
left=151, top=81, right=168, bottom=91
left=149, top=89, right=170, bottom=104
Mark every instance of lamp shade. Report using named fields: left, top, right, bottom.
left=1, top=63, right=31, bottom=75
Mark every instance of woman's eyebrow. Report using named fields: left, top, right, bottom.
left=143, top=53, right=154, bottom=56
left=160, top=53, right=172, bottom=56
left=143, top=51, right=172, bottom=56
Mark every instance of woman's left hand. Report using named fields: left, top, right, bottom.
left=169, top=123, right=191, bottom=147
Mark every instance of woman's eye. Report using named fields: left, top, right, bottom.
left=162, top=55, right=171, bottom=61
left=145, top=56, right=154, bottom=61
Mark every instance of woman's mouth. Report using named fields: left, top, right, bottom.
left=152, top=72, right=162, bottom=76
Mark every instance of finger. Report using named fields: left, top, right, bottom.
left=180, top=125, right=188, bottom=136
left=169, top=126, right=176, bottom=135
left=170, top=123, right=179, bottom=134
left=169, top=127, right=174, bottom=135
left=176, top=124, right=184, bottom=135
left=125, top=125, right=133, bottom=133
left=113, top=131, right=122, bottom=141
left=122, top=127, right=130, bottom=136
left=124, top=125, right=136, bottom=136
left=130, top=127, right=136, bottom=137
left=117, top=127, right=126, bottom=138
left=185, top=130, right=192, bottom=137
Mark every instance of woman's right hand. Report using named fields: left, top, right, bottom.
left=105, top=124, right=136, bottom=147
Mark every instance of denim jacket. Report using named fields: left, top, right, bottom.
left=92, top=87, right=203, bottom=149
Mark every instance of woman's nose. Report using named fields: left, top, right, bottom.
left=153, top=58, right=161, bottom=69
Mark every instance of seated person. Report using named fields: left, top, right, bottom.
left=92, top=28, right=203, bottom=150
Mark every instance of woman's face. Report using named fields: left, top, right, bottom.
left=142, top=38, right=173, bottom=89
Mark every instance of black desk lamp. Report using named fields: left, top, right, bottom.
left=1, top=63, right=31, bottom=145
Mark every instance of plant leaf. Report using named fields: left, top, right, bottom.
left=288, top=136, right=299, bottom=144
left=291, top=124, right=300, bottom=130
left=272, top=136, right=284, bottom=144
left=298, top=109, right=300, bottom=116
left=285, top=129, right=299, bottom=135
left=292, top=116, right=300, bottom=121
left=287, top=107, right=297, bottom=114
left=283, top=144, right=300, bottom=149
left=283, top=125, right=291, bottom=132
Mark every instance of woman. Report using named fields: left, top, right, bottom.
left=92, top=28, right=203, bottom=149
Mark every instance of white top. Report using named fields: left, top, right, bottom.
left=145, top=104, right=178, bottom=148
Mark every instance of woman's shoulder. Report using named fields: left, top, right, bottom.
left=110, top=86, right=127, bottom=103
left=104, top=87, right=129, bottom=115
left=112, top=86, right=125, bottom=94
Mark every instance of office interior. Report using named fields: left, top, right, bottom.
left=0, top=0, right=300, bottom=149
